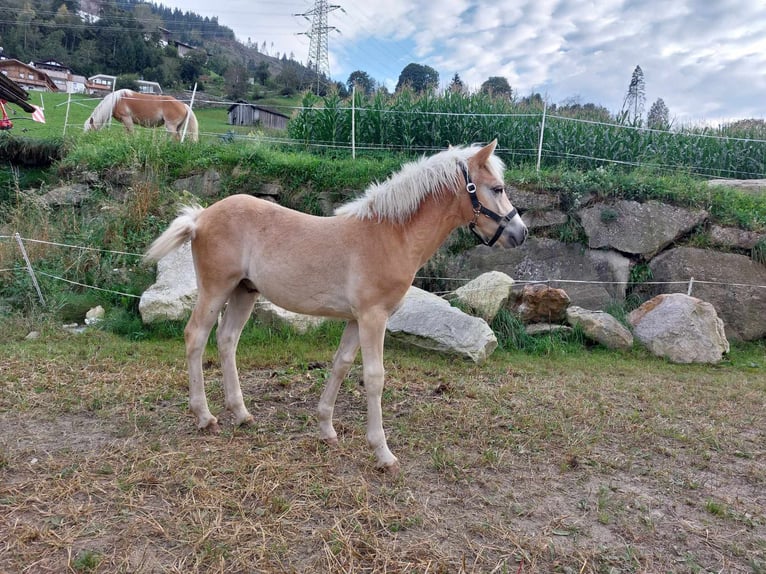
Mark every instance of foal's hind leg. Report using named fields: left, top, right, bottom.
left=318, top=321, right=360, bottom=445
left=216, top=285, right=258, bottom=426
left=185, top=289, right=230, bottom=431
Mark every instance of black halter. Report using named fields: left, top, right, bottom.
left=459, top=162, right=518, bottom=247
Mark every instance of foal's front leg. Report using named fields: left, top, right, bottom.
left=358, top=313, right=399, bottom=473
left=318, top=321, right=360, bottom=444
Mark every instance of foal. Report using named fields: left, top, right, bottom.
left=144, top=140, right=527, bottom=472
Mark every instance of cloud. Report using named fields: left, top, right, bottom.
left=165, top=0, right=766, bottom=122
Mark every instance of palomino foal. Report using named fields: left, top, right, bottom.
left=144, top=140, right=527, bottom=472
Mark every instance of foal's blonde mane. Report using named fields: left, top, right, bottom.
left=85, top=89, right=134, bottom=130
left=335, top=145, right=505, bottom=223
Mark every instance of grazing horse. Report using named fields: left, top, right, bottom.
left=84, top=89, right=199, bottom=142
left=144, top=140, right=527, bottom=472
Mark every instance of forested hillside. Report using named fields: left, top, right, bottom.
left=0, top=0, right=323, bottom=99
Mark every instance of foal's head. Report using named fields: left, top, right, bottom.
left=461, top=139, right=527, bottom=248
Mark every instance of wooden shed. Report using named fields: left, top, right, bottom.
left=227, top=101, right=289, bottom=130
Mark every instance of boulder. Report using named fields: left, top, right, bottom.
left=578, top=200, right=708, bottom=258
left=139, top=242, right=198, bottom=323
left=387, top=287, right=497, bottom=363
left=525, top=323, right=573, bottom=336
left=648, top=247, right=766, bottom=341
left=522, top=209, right=568, bottom=231
left=450, top=271, right=514, bottom=322
left=511, top=187, right=560, bottom=211
left=628, top=293, right=729, bottom=363
left=140, top=244, right=328, bottom=333
left=40, top=183, right=90, bottom=207
left=510, top=283, right=570, bottom=323
left=172, top=169, right=222, bottom=198
left=253, top=297, right=325, bottom=334
left=447, top=238, right=630, bottom=310
left=709, top=225, right=765, bottom=250
left=565, top=306, right=633, bottom=350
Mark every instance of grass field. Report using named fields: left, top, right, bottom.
left=0, top=319, right=764, bottom=573
left=2, top=91, right=301, bottom=141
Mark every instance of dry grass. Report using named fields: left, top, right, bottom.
left=0, top=328, right=764, bottom=573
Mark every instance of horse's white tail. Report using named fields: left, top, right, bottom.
left=144, top=204, right=204, bottom=263
left=84, top=89, right=131, bottom=131
left=183, top=105, right=199, bottom=142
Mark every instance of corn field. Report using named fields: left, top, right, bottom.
left=288, top=90, right=766, bottom=179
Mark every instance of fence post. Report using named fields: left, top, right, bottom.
left=63, top=92, right=71, bottom=136
left=351, top=84, right=356, bottom=160
left=536, top=102, right=547, bottom=172
left=14, top=233, right=45, bottom=307
left=181, top=82, right=198, bottom=143
left=687, top=277, right=694, bottom=296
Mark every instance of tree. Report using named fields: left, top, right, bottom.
left=347, top=70, right=375, bottom=95
left=252, top=61, right=270, bottom=85
left=448, top=73, right=465, bottom=94
left=619, top=65, right=646, bottom=126
left=647, top=98, right=671, bottom=130
left=395, top=63, right=439, bottom=94
left=480, top=76, right=512, bottom=99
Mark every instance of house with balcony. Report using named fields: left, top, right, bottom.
left=0, top=59, right=58, bottom=92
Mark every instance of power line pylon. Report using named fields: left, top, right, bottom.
left=295, top=0, right=342, bottom=93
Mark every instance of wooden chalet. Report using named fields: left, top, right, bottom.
left=0, top=59, right=58, bottom=92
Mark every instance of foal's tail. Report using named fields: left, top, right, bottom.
left=144, top=204, right=204, bottom=263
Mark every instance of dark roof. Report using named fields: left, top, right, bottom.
left=226, top=101, right=289, bottom=118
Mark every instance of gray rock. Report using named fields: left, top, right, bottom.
left=578, top=200, right=708, bottom=258
left=525, top=323, right=573, bottom=336
left=523, top=209, right=568, bottom=231
left=387, top=287, right=497, bottom=363
left=253, top=297, right=325, bottom=333
left=628, top=293, right=729, bottom=363
left=709, top=225, right=765, bottom=250
left=139, top=242, right=197, bottom=323
left=566, top=306, right=633, bottom=350
left=511, top=187, right=560, bottom=211
left=447, top=238, right=630, bottom=310
left=450, top=271, right=514, bottom=322
left=648, top=247, right=766, bottom=341
left=40, top=183, right=90, bottom=207
left=172, top=169, right=222, bottom=198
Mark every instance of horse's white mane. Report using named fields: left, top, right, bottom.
left=85, top=89, right=135, bottom=130
left=335, top=145, right=505, bottom=223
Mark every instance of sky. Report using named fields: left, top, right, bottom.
left=158, top=0, right=766, bottom=124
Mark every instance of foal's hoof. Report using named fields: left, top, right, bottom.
left=237, top=415, right=256, bottom=427
left=321, top=436, right=339, bottom=448
left=377, top=459, right=401, bottom=476
left=200, top=420, right=221, bottom=434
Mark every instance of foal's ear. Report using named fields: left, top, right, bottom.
left=473, top=138, right=498, bottom=165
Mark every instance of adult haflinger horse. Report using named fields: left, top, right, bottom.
left=144, top=140, right=527, bottom=473
left=83, top=89, right=199, bottom=142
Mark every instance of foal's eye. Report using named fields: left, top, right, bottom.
left=492, top=186, right=506, bottom=195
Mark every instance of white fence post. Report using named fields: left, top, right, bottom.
left=536, top=102, right=547, bottom=172
left=181, top=82, right=198, bottom=143
left=14, top=233, right=45, bottom=306
left=351, top=84, right=356, bottom=160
